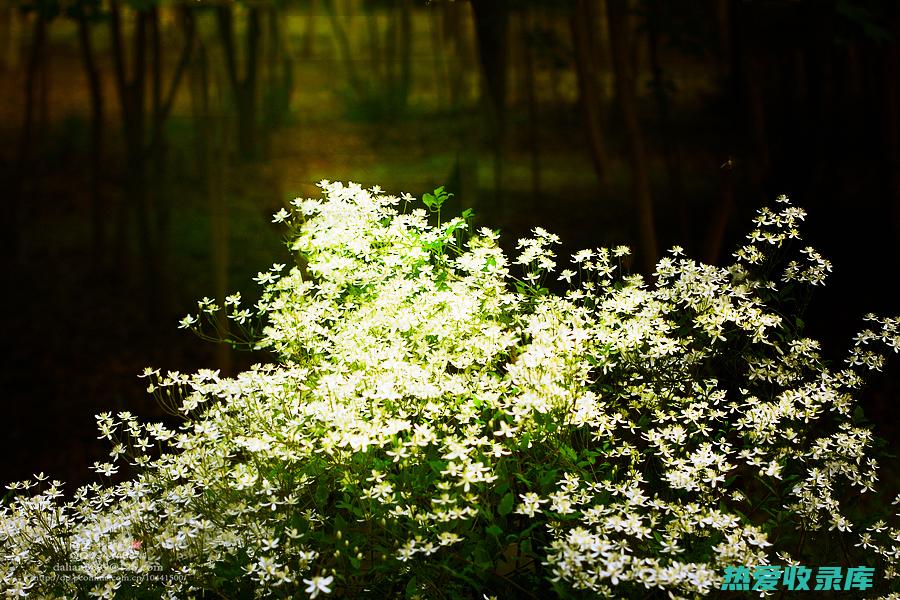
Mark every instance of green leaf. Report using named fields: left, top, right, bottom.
left=519, top=538, right=533, bottom=556
left=472, top=545, right=493, bottom=570
left=314, top=481, right=329, bottom=507
left=422, top=186, right=452, bottom=212
left=539, top=469, right=559, bottom=489
left=486, top=524, right=503, bottom=537
left=405, top=576, right=419, bottom=598
left=498, top=492, right=514, bottom=516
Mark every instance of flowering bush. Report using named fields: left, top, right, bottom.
left=2, top=181, right=900, bottom=599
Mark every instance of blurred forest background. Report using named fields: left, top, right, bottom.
left=2, top=0, right=900, bottom=489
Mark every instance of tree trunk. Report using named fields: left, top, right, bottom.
left=571, top=0, right=609, bottom=184
left=744, top=56, right=770, bottom=185
left=149, top=5, right=166, bottom=308
left=437, top=1, right=466, bottom=110
left=522, top=9, right=540, bottom=202
left=366, top=5, right=384, bottom=91
left=76, top=9, right=106, bottom=263
left=704, top=0, right=740, bottom=265
left=9, top=11, right=47, bottom=257
left=397, top=0, right=413, bottom=110
left=111, top=2, right=159, bottom=317
left=190, top=40, right=231, bottom=374
left=1, top=5, right=21, bottom=71
left=887, top=6, right=900, bottom=263
left=607, top=0, right=658, bottom=272
left=216, top=4, right=261, bottom=159
left=264, top=4, right=292, bottom=133
left=150, top=5, right=194, bottom=313
left=36, top=13, right=50, bottom=208
left=646, top=0, right=687, bottom=246
left=470, top=0, right=508, bottom=205
left=302, top=0, right=317, bottom=59
left=430, top=6, right=449, bottom=109
left=436, top=3, right=478, bottom=214
left=807, top=18, right=834, bottom=205
left=242, top=7, right=261, bottom=158
left=322, top=0, right=364, bottom=99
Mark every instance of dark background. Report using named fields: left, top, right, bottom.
left=2, top=0, right=899, bottom=490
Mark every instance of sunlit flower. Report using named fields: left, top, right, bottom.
left=303, top=575, right=333, bottom=598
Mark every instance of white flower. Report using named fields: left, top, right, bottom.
left=303, top=574, right=333, bottom=598
left=558, top=269, right=576, bottom=283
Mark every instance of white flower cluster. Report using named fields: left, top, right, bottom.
left=1, top=182, right=898, bottom=599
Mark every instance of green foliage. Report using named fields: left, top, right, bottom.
left=2, top=184, right=900, bottom=599
left=421, top=185, right=452, bottom=212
